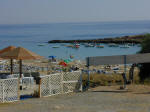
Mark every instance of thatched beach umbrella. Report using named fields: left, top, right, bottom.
left=0, top=46, right=16, bottom=54
left=0, top=46, right=16, bottom=74
left=0, top=47, right=43, bottom=77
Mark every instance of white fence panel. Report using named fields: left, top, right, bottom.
left=0, top=78, right=19, bottom=103
left=40, top=73, right=62, bottom=97
left=63, top=71, right=82, bottom=93
left=40, top=71, right=82, bottom=97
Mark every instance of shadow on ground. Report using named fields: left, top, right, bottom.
left=134, top=92, right=150, bottom=95
left=92, top=90, right=131, bottom=93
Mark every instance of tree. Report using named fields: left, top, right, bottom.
left=140, top=34, right=150, bottom=53
left=139, top=34, right=150, bottom=82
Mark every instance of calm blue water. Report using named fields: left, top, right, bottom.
left=0, top=20, right=149, bottom=60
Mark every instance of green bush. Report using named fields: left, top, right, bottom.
left=139, top=34, right=150, bottom=82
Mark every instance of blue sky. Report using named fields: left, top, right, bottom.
left=0, top=0, right=150, bottom=24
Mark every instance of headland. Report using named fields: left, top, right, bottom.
left=48, top=34, right=148, bottom=44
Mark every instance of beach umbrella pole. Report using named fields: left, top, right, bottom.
left=10, top=59, right=13, bottom=74
left=123, top=55, right=127, bottom=89
left=86, top=57, right=90, bottom=90
left=19, top=59, right=22, bottom=77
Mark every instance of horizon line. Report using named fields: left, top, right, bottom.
left=0, top=19, right=150, bottom=25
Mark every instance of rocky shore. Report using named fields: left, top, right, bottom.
left=48, top=34, right=147, bottom=44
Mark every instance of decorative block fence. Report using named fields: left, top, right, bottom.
left=39, top=71, right=82, bottom=97
left=0, top=71, right=82, bottom=103
left=0, top=78, right=19, bottom=103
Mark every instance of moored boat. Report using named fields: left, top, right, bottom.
left=120, top=44, right=130, bottom=48
left=127, top=43, right=135, bottom=46
left=74, top=43, right=80, bottom=48
left=96, top=45, right=104, bottom=48
left=84, top=43, right=94, bottom=47
left=65, top=45, right=74, bottom=47
left=38, top=44, right=45, bottom=46
left=52, top=46, right=60, bottom=48
left=108, top=43, right=119, bottom=47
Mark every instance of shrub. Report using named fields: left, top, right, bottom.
left=82, top=72, right=140, bottom=88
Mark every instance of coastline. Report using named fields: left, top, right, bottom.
left=48, top=34, right=147, bottom=44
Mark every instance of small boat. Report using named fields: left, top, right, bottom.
left=127, top=43, right=135, bottom=46
left=96, top=45, right=104, bottom=48
left=65, top=45, right=74, bottom=47
left=74, top=43, right=80, bottom=48
left=38, top=44, right=45, bottom=46
left=74, top=43, right=80, bottom=46
left=84, top=44, right=94, bottom=47
left=75, top=45, right=80, bottom=48
left=108, top=43, right=119, bottom=47
left=120, top=44, right=130, bottom=48
left=52, top=46, right=59, bottom=48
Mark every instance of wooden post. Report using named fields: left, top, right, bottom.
left=19, top=59, right=22, bottom=77
left=86, top=57, right=90, bottom=90
left=38, top=78, right=42, bottom=98
left=18, top=78, right=20, bottom=100
left=10, top=59, right=13, bottom=74
left=123, top=55, right=127, bottom=89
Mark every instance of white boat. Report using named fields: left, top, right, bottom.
left=74, top=43, right=80, bottom=46
left=74, top=43, right=80, bottom=48
left=108, top=43, right=119, bottom=47
left=120, top=44, right=130, bottom=48
left=127, top=43, right=135, bottom=46
left=84, top=44, right=94, bottom=47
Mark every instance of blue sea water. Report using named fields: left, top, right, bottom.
left=0, top=20, right=149, bottom=60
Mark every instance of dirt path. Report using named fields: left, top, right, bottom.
left=1, top=85, right=150, bottom=112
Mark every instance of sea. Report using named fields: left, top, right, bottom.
left=0, top=20, right=150, bottom=60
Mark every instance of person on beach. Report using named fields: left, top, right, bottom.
left=122, top=73, right=127, bottom=89
left=129, top=64, right=135, bottom=84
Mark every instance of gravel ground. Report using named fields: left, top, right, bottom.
left=1, top=85, right=150, bottom=112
